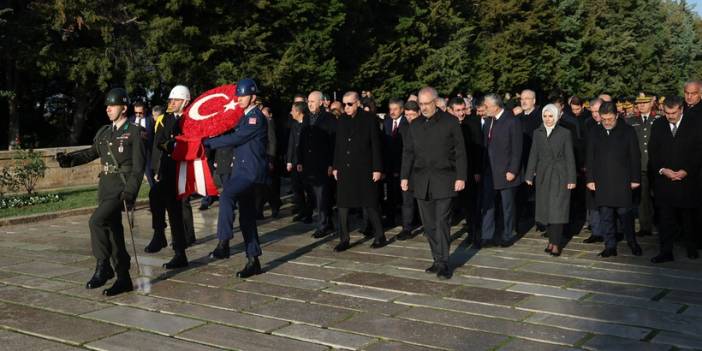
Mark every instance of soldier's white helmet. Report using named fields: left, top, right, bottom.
left=168, top=85, right=191, bottom=100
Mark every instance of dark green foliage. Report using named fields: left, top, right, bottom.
left=1, top=0, right=702, bottom=147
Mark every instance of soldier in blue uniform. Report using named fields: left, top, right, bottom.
left=56, top=88, right=145, bottom=296
left=204, top=78, right=268, bottom=278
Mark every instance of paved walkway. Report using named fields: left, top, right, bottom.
left=0, top=202, right=701, bottom=351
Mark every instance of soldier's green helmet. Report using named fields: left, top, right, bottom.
left=105, top=88, right=129, bottom=106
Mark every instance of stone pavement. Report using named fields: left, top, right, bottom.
left=0, top=201, right=701, bottom=351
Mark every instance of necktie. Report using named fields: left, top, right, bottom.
left=671, top=123, right=678, bottom=137
left=392, top=120, right=398, bottom=136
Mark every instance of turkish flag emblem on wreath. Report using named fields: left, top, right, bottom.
left=172, top=84, right=244, bottom=199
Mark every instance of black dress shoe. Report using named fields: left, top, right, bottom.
left=636, top=230, right=652, bottom=237
left=436, top=265, right=452, bottom=280
left=359, top=228, right=374, bottom=238
left=236, top=257, right=262, bottom=278
left=370, top=238, right=388, bottom=249
left=598, top=247, right=618, bottom=258
left=312, top=228, right=332, bottom=239
left=425, top=263, right=439, bottom=274
left=396, top=230, right=412, bottom=241
left=549, top=250, right=561, bottom=257
left=687, top=248, right=699, bottom=259
left=292, top=213, right=308, bottom=222
left=163, top=252, right=189, bottom=269
left=198, top=204, right=209, bottom=211
left=651, top=252, right=675, bottom=263
left=144, top=234, right=167, bottom=253
left=103, top=274, right=133, bottom=296
left=500, top=238, right=516, bottom=248
left=628, top=243, right=643, bottom=256
left=210, top=240, right=230, bottom=259
left=86, top=260, right=114, bottom=289
left=544, top=245, right=552, bottom=253
left=583, top=235, right=604, bottom=244
left=473, top=240, right=482, bottom=249
left=334, top=241, right=350, bottom=252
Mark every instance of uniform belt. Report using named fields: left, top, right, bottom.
left=101, top=164, right=132, bottom=175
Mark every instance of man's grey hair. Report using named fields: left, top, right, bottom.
left=484, top=93, right=504, bottom=109
left=589, top=97, right=603, bottom=107
left=308, top=91, right=323, bottom=100
left=418, top=87, right=438, bottom=99
left=684, top=80, right=702, bottom=89
left=343, top=91, right=359, bottom=101
left=521, top=89, right=536, bottom=99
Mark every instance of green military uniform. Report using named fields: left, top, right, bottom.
left=626, top=92, right=660, bottom=236
left=63, top=122, right=145, bottom=273
left=57, top=88, right=145, bottom=296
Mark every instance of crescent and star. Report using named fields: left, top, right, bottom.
left=189, top=92, right=238, bottom=121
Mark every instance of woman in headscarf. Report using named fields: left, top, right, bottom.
left=525, top=104, right=577, bottom=256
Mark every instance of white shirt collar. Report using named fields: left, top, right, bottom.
left=495, top=109, right=504, bottom=120
left=671, top=114, right=683, bottom=129
left=245, top=105, right=257, bottom=115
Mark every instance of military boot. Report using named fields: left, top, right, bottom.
left=103, top=270, right=134, bottom=296
left=163, top=251, right=189, bottom=269
left=86, top=260, right=114, bottom=289
left=144, top=230, right=167, bottom=253
left=209, top=239, right=230, bottom=259
left=236, top=256, right=262, bottom=278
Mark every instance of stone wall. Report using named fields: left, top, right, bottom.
left=0, top=146, right=101, bottom=192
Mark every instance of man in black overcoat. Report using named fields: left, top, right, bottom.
left=333, top=91, right=386, bottom=251
left=298, top=91, right=337, bottom=238
left=586, top=102, right=642, bottom=258
left=401, top=87, right=467, bottom=279
left=649, top=96, right=702, bottom=262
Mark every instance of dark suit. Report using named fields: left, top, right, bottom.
left=402, top=110, right=467, bottom=267
left=453, top=118, right=475, bottom=227
left=465, top=115, right=484, bottom=236
left=382, top=115, right=412, bottom=229
left=516, top=108, right=540, bottom=230
left=286, top=119, right=306, bottom=213
left=299, top=111, right=337, bottom=231
left=150, top=112, right=193, bottom=252
left=481, top=109, right=523, bottom=242
left=255, top=116, right=282, bottom=216
left=649, top=115, right=702, bottom=255
left=586, top=121, right=641, bottom=249
left=130, top=115, right=155, bottom=187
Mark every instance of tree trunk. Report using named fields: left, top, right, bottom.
left=5, top=58, right=20, bottom=150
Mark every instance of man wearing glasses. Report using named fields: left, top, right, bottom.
left=131, top=101, right=155, bottom=187
left=401, top=87, right=468, bottom=279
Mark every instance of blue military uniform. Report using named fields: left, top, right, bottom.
left=204, top=104, right=268, bottom=258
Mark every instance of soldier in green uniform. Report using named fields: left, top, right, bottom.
left=627, top=92, right=660, bottom=237
left=56, top=87, right=145, bottom=296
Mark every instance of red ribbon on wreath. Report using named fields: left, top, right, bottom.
left=172, top=84, right=244, bottom=199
